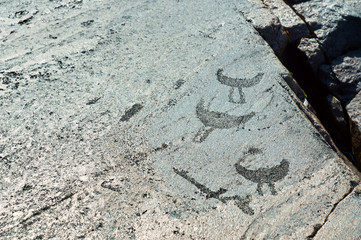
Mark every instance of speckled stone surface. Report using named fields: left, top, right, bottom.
left=0, top=0, right=360, bottom=239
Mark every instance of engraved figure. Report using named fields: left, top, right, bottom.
left=173, top=167, right=254, bottom=215
left=235, top=158, right=289, bottom=196
left=194, top=98, right=255, bottom=142
left=216, top=69, right=264, bottom=104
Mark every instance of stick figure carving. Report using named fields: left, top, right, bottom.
left=173, top=167, right=254, bottom=215
left=216, top=69, right=264, bottom=104
left=194, top=98, right=255, bottom=142
left=235, top=148, right=289, bottom=196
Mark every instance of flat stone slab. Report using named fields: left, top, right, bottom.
left=314, top=184, right=361, bottom=240
left=0, top=0, right=360, bottom=239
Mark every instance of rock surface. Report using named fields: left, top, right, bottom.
left=313, top=184, right=361, bottom=240
left=261, top=0, right=361, bottom=165
left=289, top=0, right=361, bottom=58
left=0, top=0, right=360, bottom=239
left=325, top=95, right=349, bottom=149
left=297, top=37, right=325, bottom=73
left=238, top=0, right=288, bottom=56
left=263, top=0, right=310, bottom=43
left=347, top=92, right=361, bottom=169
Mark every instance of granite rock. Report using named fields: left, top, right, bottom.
left=238, top=0, right=288, bottom=56
left=319, top=48, right=361, bottom=103
left=314, top=184, right=361, bottom=240
left=263, top=0, right=310, bottom=43
left=347, top=92, right=361, bottom=169
left=0, top=0, right=360, bottom=239
left=297, top=37, right=325, bottom=73
left=290, top=0, right=361, bottom=59
left=332, top=48, right=361, bottom=101
left=325, top=95, right=350, bottom=150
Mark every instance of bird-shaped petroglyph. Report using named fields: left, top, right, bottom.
left=216, top=69, right=264, bottom=104
left=193, top=98, right=255, bottom=142
left=235, top=150, right=289, bottom=196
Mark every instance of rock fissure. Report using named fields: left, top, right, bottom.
left=306, top=182, right=358, bottom=239
left=247, top=0, right=361, bottom=171
left=280, top=0, right=317, bottom=39
left=1, top=0, right=361, bottom=238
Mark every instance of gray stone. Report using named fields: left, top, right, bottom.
left=332, top=48, right=361, bottom=100
left=319, top=64, right=343, bottom=96
left=263, top=0, right=310, bottom=42
left=347, top=92, right=361, bottom=168
left=297, top=37, right=325, bottom=73
left=314, top=184, right=361, bottom=240
left=0, top=0, right=360, bottom=239
left=238, top=0, right=288, bottom=56
left=319, top=48, right=361, bottom=102
left=291, top=0, right=361, bottom=59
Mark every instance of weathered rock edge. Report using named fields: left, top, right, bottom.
left=242, top=0, right=361, bottom=169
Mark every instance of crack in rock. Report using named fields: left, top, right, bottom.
left=306, top=181, right=359, bottom=239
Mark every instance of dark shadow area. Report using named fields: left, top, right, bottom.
left=281, top=42, right=353, bottom=156
left=314, top=16, right=361, bottom=59
left=284, top=0, right=311, bottom=5
left=325, top=48, right=361, bottom=104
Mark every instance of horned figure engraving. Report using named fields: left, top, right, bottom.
left=235, top=155, right=289, bottom=196
left=193, top=98, right=255, bottom=142
left=216, top=69, right=264, bottom=104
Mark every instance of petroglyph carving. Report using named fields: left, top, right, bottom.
left=194, top=98, right=255, bottom=142
left=216, top=69, right=264, bottom=104
left=120, top=103, right=143, bottom=122
left=173, top=168, right=254, bottom=215
left=235, top=148, right=289, bottom=196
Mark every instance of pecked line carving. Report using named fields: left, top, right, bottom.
left=216, top=69, right=264, bottom=104
left=193, top=98, right=255, bottom=142
left=235, top=148, right=290, bottom=196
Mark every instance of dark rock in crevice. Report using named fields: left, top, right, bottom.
left=317, top=16, right=361, bottom=59
left=320, top=48, right=361, bottom=104
left=281, top=0, right=317, bottom=40
left=252, top=0, right=360, bottom=170
left=280, top=42, right=353, bottom=156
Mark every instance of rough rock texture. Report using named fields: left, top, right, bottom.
left=297, top=37, right=325, bottom=73
left=319, top=48, right=361, bottom=103
left=0, top=0, right=361, bottom=239
left=238, top=0, right=288, bottom=56
left=331, top=49, right=361, bottom=102
left=326, top=95, right=349, bottom=149
left=263, top=0, right=310, bottom=42
left=314, top=184, right=361, bottom=240
left=289, top=0, right=361, bottom=59
left=276, top=0, right=361, bottom=166
left=347, top=92, right=361, bottom=169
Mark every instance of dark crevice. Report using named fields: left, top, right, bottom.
left=280, top=42, right=353, bottom=159
left=278, top=1, right=361, bottom=170
left=306, top=224, right=322, bottom=240
left=249, top=14, right=354, bottom=160
left=282, top=1, right=317, bottom=39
